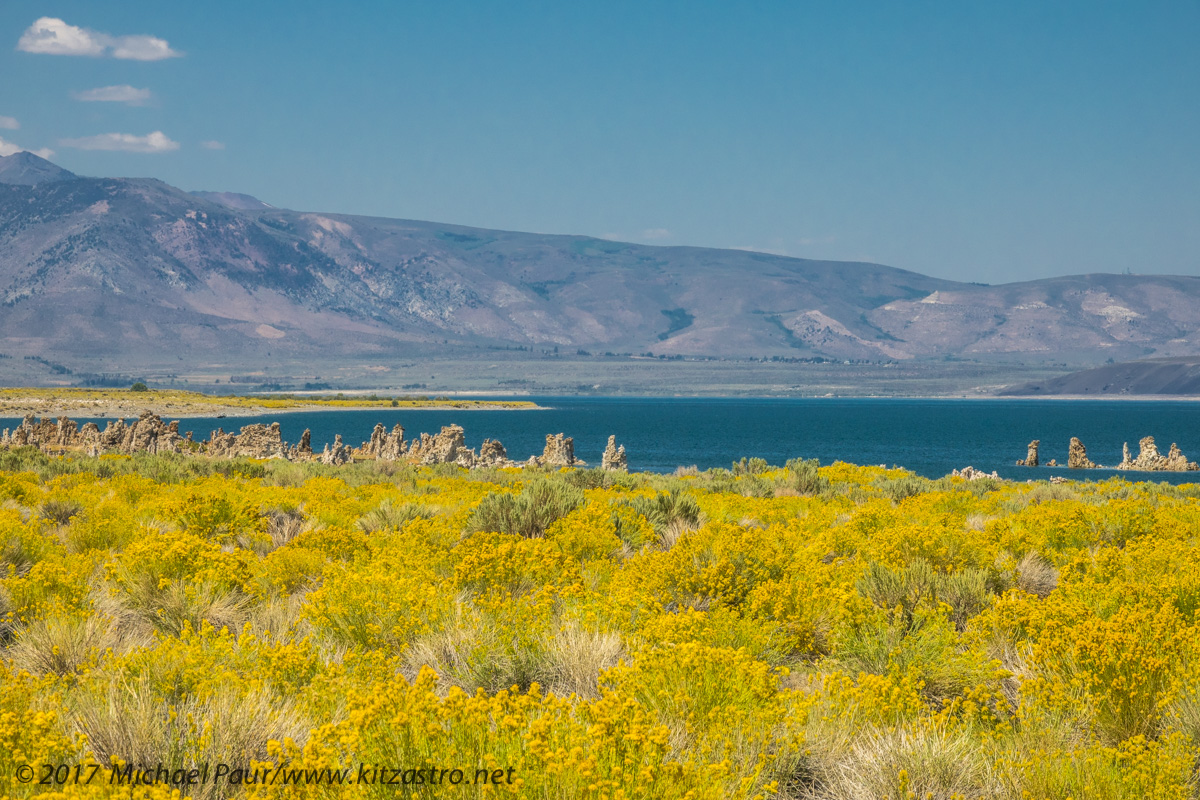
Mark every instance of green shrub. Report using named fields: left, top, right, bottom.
left=858, top=559, right=994, bottom=631
left=732, top=457, right=771, bottom=475
left=467, top=478, right=585, bottom=538
left=778, top=457, right=830, bottom=496
left=356, top=500, right=437, bottom=534
left=624, top=488, right=702, bottom=537
left=878, top=475, right=932, bottom=502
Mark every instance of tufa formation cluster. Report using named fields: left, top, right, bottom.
left=0, top=412, right=630, bottom=470
left=1016, top=435, right=1197, bottom=471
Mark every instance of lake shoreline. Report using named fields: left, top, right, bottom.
left=0, top=394, right=542, bottom=421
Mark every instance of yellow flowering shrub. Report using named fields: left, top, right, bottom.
left=0, top=456, right=1198, bottom=798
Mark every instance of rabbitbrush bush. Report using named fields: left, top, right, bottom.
left=2, top=455, right=1200, bottom=797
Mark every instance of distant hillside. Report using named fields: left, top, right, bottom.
left=999, top=357, right=1200, bottom=396
left=3, top=151, right=1200, bottom=378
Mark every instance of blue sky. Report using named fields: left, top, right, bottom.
left=1, top=1, right=1198, bottom=283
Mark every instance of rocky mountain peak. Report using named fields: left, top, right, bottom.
left=0, top=152, right=77, bottom=186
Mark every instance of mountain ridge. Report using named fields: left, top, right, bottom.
left=3, top=151, right=1200, bottom=382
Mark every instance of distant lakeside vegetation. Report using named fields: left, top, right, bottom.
left=0, top=387, right=539, bottom=419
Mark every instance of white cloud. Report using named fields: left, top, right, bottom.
left=640, top=228, right=672, bottom=240
left=110, top=35, right=178, bottom=61
left=0, top=137, right=54, bottom=159
left=199, top=140, right=226, bottom=150
left=17, top=18, right=104, bottom=56
left=0, top=116, right=19, bottom=130
left=59, top=131, right=179, bottom=153
left=73, top=85, right=153, bottom=106
left=17, top=17, right=180, bottom=61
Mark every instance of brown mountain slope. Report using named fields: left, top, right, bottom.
left=3, top=152, right=1200, bottom=377
left=999, top=357, right=1200, bottom=396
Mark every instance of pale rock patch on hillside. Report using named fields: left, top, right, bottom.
left=866, top=299, right=1004, bottom=357
left=306, top=215, right=354, bottom=239
left=255, top=324, right=286, bottom=339
left=1080, top=290, right=1145, bottom=342
left=779, top=310, right=912, bottom=360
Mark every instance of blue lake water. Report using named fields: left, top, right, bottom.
left=5, top=397, right=1200, bottom=482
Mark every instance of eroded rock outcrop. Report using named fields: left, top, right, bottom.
left=360, top=423, right=407, bottom=461
left=1166, top=443, right=1196, bottom=471
left=540, top=433, right=577, bottom=467
left=601, top=435, right=627, bottom=471
left=2, top=414, right=81, bottom=449
left=1, top=411, right=184, bottom=456
left=123, top=412, right=184, bottom=455
left=951, top=465, right=1001, bottom=481
left=407, top=425, right=478, bottom=467
left=1116, top=436, right=1198, bottom=471
left=0, top=413, right=528, bottom=470
left=1067, top=437, right=1097, bottom=469
left=286, top=429, right=313, bottom=461
left=1016, top=440, right=1039, bottom=467
left=206, top=422, right=285, bottom=459
left=477, top=439, right=509, bottom=467
left=320, top=434, right=352, bottom=465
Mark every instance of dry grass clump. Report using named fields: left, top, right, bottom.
left=355, top=499, right=438, bottom=534
left=657, top=517, right=697, bottom=550
left=965, top=512, right=991, bottom=531
left=817, top=724, right=994, bottom=800
left=1, top=528, right=42, bottom=576
left=1015, top=550, right=1059, bottom=598
left=39, top=498, right=83, bottom=526
left=95, top=578, right=249, bottom=638
left=403, top=607, right=623, bottom=700
left=0, top=584, right=13, bottom=642
left=236, top=506, right=309, bottom=555
left=402, top=603, right=544, bottom=695
left=246, top=592, right=310, bottom=639
left=7, top=613, right=140, bottom=676
left=71, top=677, right=310, bottom=800
left=540, top=623, right=625, bottom=699
left=404, top=621, right=492, bottom=693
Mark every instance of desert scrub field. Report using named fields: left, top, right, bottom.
left=1, top=449, right=1200, bottom=798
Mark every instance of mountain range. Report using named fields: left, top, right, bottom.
left=2, top=150, right=1200, bottom=385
